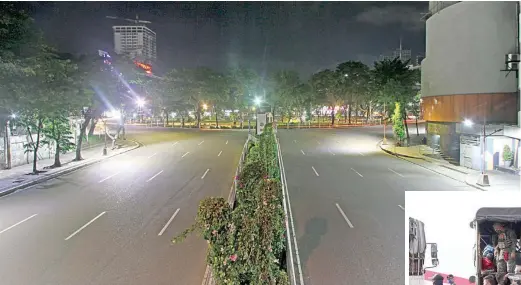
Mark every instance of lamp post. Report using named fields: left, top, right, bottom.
left=136, top=98, right=145, bottom=123
left=462, top=118, right=503, bottom=186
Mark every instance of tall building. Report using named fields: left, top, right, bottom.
left=421, top=1, right=520, bottom=172
left=113, top=25, right=157, bottom=63
left=379, top=40, right=412, bottom=63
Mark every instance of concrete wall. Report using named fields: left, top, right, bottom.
left=422, top=1, right=518, bottom=98
left=0, top=134, right=55, bottom=169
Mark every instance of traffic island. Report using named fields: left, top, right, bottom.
left=173, top=126, right=291, bottom=285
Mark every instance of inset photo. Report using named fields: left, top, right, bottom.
left=408, top=191, right=521, bottom=285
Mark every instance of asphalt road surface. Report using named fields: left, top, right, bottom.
left=0, top=127, right=247, bottom=285
left=277, top=125, right=476, bottom=285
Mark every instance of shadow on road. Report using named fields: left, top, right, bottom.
left=297, top=217, right=328, bottom=278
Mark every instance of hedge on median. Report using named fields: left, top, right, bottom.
left=173, top=125, right=288, bottom=285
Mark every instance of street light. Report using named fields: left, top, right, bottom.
left=10, top=113, right=16, bottom=119
left=203, top=104, right=208, bottom=110
left=254, top=97, right=262, bottom=106
left=136, top=98, right=145, bottom=108
left=462, top=118, right=502, bottom=187
left=136, top=98, right=145, bottom=123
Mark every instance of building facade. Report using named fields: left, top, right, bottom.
left=113, top=25, right=157, bottom=63
left=421, top=1, right=520, bottom=170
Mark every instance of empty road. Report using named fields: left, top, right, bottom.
left=0, top=127, right=247, bottom=285
left=278, top=125, right=476, bottom=285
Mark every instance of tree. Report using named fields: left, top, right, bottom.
left=392, top=102, right=406, bottom=144
left=42, top=115, right=75, bottom=167
left=336, top=61, right=371, bottom=124
left=228, top=67, right=262, bottom=128
left=270, top=70, right=301, bottom=125
left=310, top=69, right=342, bottom=126
left=373, top=58, right=416, bottom=142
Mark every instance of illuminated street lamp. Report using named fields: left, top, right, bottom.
left=203, top=104, right=208, bottom=110
left=136, top=98, right=145, bottom=108
left=254, top=97, right=262, bottom=106
left=462, top=118, right=502, bottom=187
left=10, top=113, right=16, bottom=119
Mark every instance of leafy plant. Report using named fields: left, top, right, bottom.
left=173, top=126, right=288, bottom=285
left=503, top=145, right=513, bottom=162
left=392, top=102, right=405, bottom=143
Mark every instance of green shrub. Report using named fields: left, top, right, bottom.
left=173, top=125, right=288, bottom=285
left=503, top=145, right=513, bottom=161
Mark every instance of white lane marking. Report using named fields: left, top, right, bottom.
left=173, top=141, right=178, bottom=146
left=201, top=169, right=210, bottom=179
left=398, top=205, right=405, bottom=211
left=148, top=153, right=157, bottom=159
left=218, top=150, right=222, bottom=157
left=225, top=140, right=228, bottom=145
left=300, top=150, right=305, bottom=155
left=181, top=152, right=190, bottom=158
left=65, top=212, right=106, bottom=241
left=99, top=172, right=120, bottom=183
left=198, top=140, right=204, bottom=145
left=335, top=203, right=354, bottom=228
left=311, top=166, right=320, bottom=177
left=147, top=170, right=164, bottom=182
left=293, top=140, right=297, bottom=143
left=359, top=152, right=365, bottom=156
left=351, top=168, right=363, bottom=178
left=158, top=208, right=180, bottom=236
left=328, top=148, right=335, bottom=156
left=0, top=214, right=38, bottom=235
left=388, top=168, right=404, bottom=178
left=277, top=138, right=304, bottom=285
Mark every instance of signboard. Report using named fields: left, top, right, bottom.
left=257, top=113, right=267, bottom=135
left=134, top=61, right=153, bottom=74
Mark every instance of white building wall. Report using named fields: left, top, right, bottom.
left=421, top=1, right=518, bottom=98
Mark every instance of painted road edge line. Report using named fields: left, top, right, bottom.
left=0, top=214, right=38, bottom=235
left=300, top=150, right=305, bottom=155
left=277, top=137, right=305, bottom=285
left=198, top=140, right=205, bottom=145
left=218, top=150, right=222, bottom=157
left=148, top=153, right=157, bottom=159
left=398, top=205, right=405, bottom=211
left=351, top=168, right=363, bottom=178
left=158, top=208, right=180, bottom=236
left=173, top=141, right=178, bottom=146
left=225, top=140, right=228, bottom=145
left=311, top=166, right=320, bottom=177
left=201, top=169, right=210, bottom=179
left=335, top=203, right=354, bottom=228
left=147, top=170, right=164, bottom=182
left=182, top=152, right=190, bottom=158
left=99, top=172, right=120, bottom=183
left=65, top=211, right=106, bottom=241
left=389, top=168, right=405, bottom=177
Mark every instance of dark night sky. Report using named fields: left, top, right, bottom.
left=23, top=1, right=427, bottom=77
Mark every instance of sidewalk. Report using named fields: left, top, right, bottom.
left=380, top=140, right=520, bottom=191
left=0, top=139, right=140, bottom=197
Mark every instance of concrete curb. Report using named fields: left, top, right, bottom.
left=377, top=141, right=485, bottom=191
left=464, top=175, right=487, bottom=191
left=0, top=140, right=141, bottom=198
left=378, top=143, right=425, bottom=160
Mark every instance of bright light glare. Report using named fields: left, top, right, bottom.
left=463, top=119, right=473, bottom=127
left=10, top=113, right=16, bottom=119
left=136, top=98, right=145, bottom=107
left=254, top=97, right=262, bottom=106
left=202, top=104, right=208, bottom=110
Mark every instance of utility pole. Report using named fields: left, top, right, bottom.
left=4, top=120, right=11, bottom=169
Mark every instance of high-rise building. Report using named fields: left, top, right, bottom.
left=113, top=25, right=157, bottom=63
